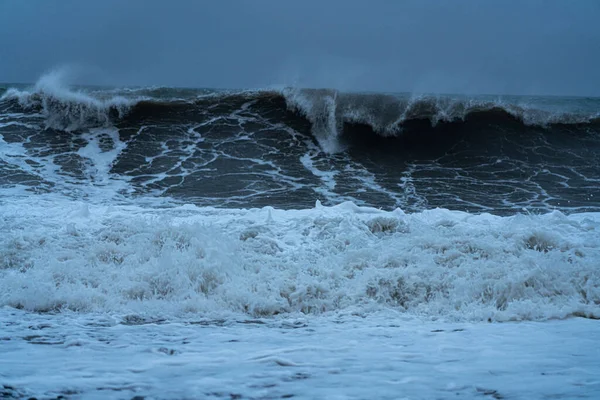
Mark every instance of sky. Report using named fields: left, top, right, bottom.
left=1, top=0, right=599, bottom=96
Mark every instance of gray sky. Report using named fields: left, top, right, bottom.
left=1, top=0, right=599, bottom=96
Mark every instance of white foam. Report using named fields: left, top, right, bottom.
left=77, top=128, right=128, bottom=186
left=300, top=151, right=339, bottom=197
left=283, top=88, right=342, bottom=153
left=1, top=196, right=598, bottom=321
left=0, top=132, right=28, bottom=157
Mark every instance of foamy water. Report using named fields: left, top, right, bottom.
left=2, top=197, right=598, bottom=320
left=2, top=308, right=599, bottom=400
left=1, top=197, right=599, bottom=397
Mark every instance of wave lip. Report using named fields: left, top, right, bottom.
left=282, top=88, right=600, bottom=150
left=2, top=73, right=600, bottom=153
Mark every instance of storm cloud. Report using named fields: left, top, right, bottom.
left=1, top=0, right=599, bottom=95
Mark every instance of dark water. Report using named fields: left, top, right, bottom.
left=1, top=83, right=600, bottom=214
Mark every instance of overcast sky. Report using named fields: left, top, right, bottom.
left=1, top=0, right=599, bottom=96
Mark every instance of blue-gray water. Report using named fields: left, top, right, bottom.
left=1, top=82, right=600, bottom=214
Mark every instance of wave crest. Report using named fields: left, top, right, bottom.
left=283, top=88, right=600, bottom=151
left=2, top=73, right=599, bottom=153
left=0, top=72, right=135, bottom=131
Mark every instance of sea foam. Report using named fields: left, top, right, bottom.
left=1, top=197, right=598, bottom=322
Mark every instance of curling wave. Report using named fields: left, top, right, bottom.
left=2, top=78, right=599, bottom=152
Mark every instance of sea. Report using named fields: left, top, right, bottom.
left=1, top=73, right=599, bottom=399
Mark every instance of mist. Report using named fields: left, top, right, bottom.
left=1, top=0, right=599, bottom=96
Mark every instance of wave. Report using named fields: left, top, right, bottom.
left=283, top=89, right=600, bottom=151
left=2, top=74, right=599, bottom=152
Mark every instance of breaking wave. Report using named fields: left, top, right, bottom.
left=0, top=71, right=136, bottom=131
left=283, top=89, right=600, bottom=151
left=2, top=74, right=599, bottom=152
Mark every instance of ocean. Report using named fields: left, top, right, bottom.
left=1, top=74, right=599, bottom=399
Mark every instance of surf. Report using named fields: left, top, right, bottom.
left=1, top=196, right=598, bottom=321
